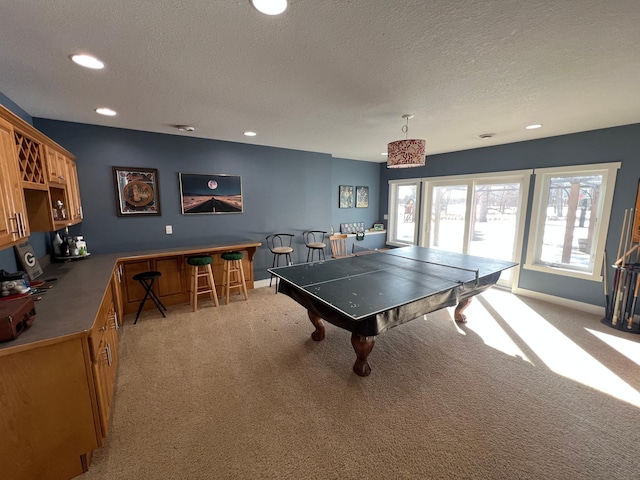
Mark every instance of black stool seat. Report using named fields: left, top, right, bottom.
left=133, top=271, right=167, bottom=324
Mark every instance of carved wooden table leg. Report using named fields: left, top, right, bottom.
left=307, top=310, right=325, bottom=341
left=454, top=297, right=473, bottom=323
left=351, top=333, right=375, bottom=377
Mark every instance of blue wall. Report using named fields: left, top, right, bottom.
left=24, top=119, right=381, bottom=280
left=379, top=123, right=640, bottom=306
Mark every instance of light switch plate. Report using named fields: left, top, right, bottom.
left=165, top=225, right=173, bottom=234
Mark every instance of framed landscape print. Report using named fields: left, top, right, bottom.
left=179, top=172, right=243, bottom=214
left=339, top=185, right=354, bottom=208
left=112, top=166, right=161, bottom=216
left=356, top=186, right=369, bottom=208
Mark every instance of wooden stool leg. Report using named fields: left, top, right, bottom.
left=224, top=260, right=231, bottom=305
left=206, top=263, right=219, bottom=307
left=237, top=259, right=248, bottom=301
left=191, top=265, right=198, bottom=312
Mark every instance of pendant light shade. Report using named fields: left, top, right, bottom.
left=387, top=115, right=426, bottom=168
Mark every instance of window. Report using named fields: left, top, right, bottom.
left=387, top=180, right=420, bottom=246
left=422, top=171, right=531, bottom=288
left=524, top=162, right=620, bottom=281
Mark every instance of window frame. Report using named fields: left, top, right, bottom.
left=420, top=170, right=532, bottom=289
left=386, top=179, right=421, bottom=247
left=523, top=162, right=621, bottom=281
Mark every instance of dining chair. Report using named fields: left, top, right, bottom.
left=302, top=230, right=327, bottom=262
left=329, top=234, right=349, bottom=258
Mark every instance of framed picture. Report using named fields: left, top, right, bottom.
left=339, top=185, right=354, bottom=208
left=179, top=172, right=243, bottom=214
left=112, top=167, right=161, bottom=216
left=356, top=186, right=369, bottom=208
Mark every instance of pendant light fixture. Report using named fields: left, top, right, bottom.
left=387, top=114, right=426, bottom=168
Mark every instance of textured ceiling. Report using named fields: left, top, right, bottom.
left=1, top=1, right=639, bottom=162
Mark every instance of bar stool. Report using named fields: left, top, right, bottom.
left=187, top=255, right=219, bottom=311
left=265, top=233, right=294, bottom=292
left=303, top=230, right=327, bottom=262
left=133, top=271, right=167, bottom=324
left=221, top=251, right=248, bottom=304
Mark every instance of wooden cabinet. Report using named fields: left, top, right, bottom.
left=89, top=279, right=120, bottom=440
left=0, top=267, right=124, bottom=480
left=0, top=104, right=83, bottom=233
left=0, top=338, right=100, bottom=480
left=45, top=144, right=67, bottom=185
left=65, top=156, right=83, bottom=223
left=120, top=255, right=189, bottom=313
left=118, top=247, right=258, bottom=314
left=0, top=117, right=29, bottom=248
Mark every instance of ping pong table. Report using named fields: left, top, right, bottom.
left=268, top=246, right=517, bottom=376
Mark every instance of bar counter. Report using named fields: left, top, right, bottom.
left=0, top=240, right=261, bottom=355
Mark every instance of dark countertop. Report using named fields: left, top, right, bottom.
left=0, top=240, right=262, bottom=356
left=0, top=253, right=119, bottom=355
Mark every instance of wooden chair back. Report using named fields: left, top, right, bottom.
left=329, top=234, right=349, bottom=258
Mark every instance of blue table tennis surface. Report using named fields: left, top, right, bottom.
left=269, top=246, right=517, bottom=325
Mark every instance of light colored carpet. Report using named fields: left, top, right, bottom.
left=79, top=287, right=640, bottom=479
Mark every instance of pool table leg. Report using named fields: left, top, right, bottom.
left=307, top=310, right=326, bottom=341
left=454, top=297, right=473, bottom=323
left=351, top=333, right=374, bottom=377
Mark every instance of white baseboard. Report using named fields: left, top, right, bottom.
left=513, top=287, right=605, bottom=316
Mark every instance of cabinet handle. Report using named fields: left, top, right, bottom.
left=18, top=213, right=26, bottom=237
left=79, top=206, right=83, bottom=219
left=111, top=313, right=119, bottom=330
left=58, top=175, right=65, bottom=180
left=105, top=344, right=112, bottom=366
left=99, top=326, right=106, bottom=332
left=9, top=213, right=25, bottom=237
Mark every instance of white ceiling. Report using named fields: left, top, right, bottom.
left=1, top=1, right=639, bottom=163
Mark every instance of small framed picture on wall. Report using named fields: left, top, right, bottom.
left=356, top=186, right=369, bottom=208
left=112, top=166, right=161, bottom=216
left=339, top=185, right=354, bottom=208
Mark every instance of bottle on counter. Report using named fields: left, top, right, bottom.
left=53, top=233, right=63, bottom=257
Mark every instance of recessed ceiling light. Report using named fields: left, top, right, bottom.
left=177, top=125, right=195, bottom=132
left=95, top=107, right=117, bottom=116
left=251, top=0, right=287, bottom=15
left=479, top=133, right=495, bottom=139
left=525, top=124, right=543, bottom=130
left=244, top=131, right=257, bottom=137
left=70, top=54, right=104, bottom=70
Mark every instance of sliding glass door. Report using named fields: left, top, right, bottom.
left=422, top=172, right=531, bottom=287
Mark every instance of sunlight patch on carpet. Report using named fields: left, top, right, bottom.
left=586, top=328, right=640, bottom=367
left=450, top=298, right=531, bottom=363
left=483, top=289, right=640, bottom=408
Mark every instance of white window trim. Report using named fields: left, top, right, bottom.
left=419, top=169, right=532, bottom=290
left=523, top=162, right=621, bottom=281
left=387, top=179, right=421, bottom=247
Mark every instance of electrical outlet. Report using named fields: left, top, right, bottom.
left=383, top=214, right=388, bottom=220
left=165, top=225, right=173, bottom=234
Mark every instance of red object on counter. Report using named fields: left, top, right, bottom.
left=0, top=297, right=36, bottom=342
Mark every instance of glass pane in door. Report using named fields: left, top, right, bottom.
left=394, top=184, right=418, bottom=244
left=469, top=183, right=521, bottom=282
left=430, top=185, right=467, bottom=253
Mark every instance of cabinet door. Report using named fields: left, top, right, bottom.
left=154, top=256, right=188, bottom=305
left=65, top=157, right=82, bottom=223
left=45, top=145, right=66, bottom=184
left=90, top=283, right=119, bottom=439
left=0, top=118, right=29, bottom=247
left=121, top=260, right=153, bottom=311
